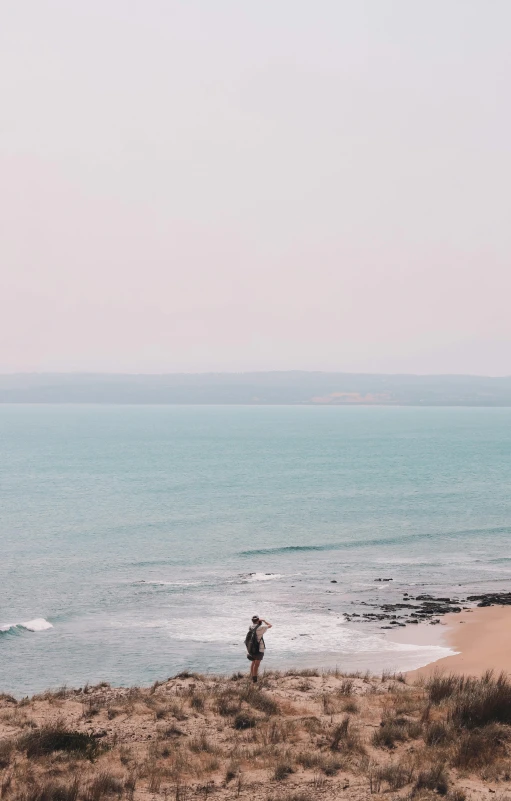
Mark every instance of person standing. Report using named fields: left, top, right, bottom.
left=246, top=615, right=272, bottom=683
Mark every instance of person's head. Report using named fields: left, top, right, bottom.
left=251, top=615, right=260, bottom=625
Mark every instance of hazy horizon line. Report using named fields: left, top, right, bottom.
left=1, top=370, right=511, bottom=379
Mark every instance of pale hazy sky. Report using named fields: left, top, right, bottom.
left=1, top=1, right=510, bottom=374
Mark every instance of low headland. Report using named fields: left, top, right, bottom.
left=3, top=601, right=511, bottom=801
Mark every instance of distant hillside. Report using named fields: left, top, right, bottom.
left=1, top=372, right=511, bottom=405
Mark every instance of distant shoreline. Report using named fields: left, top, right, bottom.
left=1, top=371, right=511, bottom=405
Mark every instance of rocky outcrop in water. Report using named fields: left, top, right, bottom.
left=344, top=589, right=511, bottom=629
left=344, top=592, right=467, bottom=629
left=466, top=592, right=511, bottom=607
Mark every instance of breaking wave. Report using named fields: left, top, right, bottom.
left=0, top=618, right=53, bottom=636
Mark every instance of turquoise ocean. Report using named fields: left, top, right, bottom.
left=1, top=405, right=511, bottom=697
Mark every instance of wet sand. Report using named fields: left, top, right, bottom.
left=399, top=605, right=511, bottom=680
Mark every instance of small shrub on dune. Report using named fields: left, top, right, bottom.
left=381, top=762, right=414, bottom=790
left=480, top=760, right=511, bottom=782
left=425, top=720, right=452, bottom=746
left=391, top=689, right=422, bottom=717
left=51, top=686, right=72, bottom=701
left=382, top=669, right=404, bottom=683
left=261, top=719, right=292, bottom=745
left=369, top=763, right=413, bottom=792
left=123, top=774, right=136, bottom=801
left=321, top=756, right=343, bottom=776
left=0, top=738, right=13, bottom=768
left=225, top=761, right=239, bottom=783
left=188, top=732, right=218, bottom=754
left=18, top=779, right=80, bottom=801
left=273, top=761, right=294, bottom=781
left=216, top=692, right=239, bottom=717
left=297, top=751, right=342, bottom=775
left=285, top=668, right=320, bottom=678
left=1, top=709, right=37, bottom=729
left=241, top=686, right=279, bottom=716
left=338, top=678, right=355, bottom=696
left=331, top=716, right=364, bottom=753
left=448, top=790, right=467, bottom=801
left=296, top=751, right=320, bottom=770
left=321, top=693, right=336, bottom=715
left=452, top=724, right=508, bottom=769
left=234, top=712, right=256, bottom=730
left=449, top=672, right=511, bottom=729
left=189, top=691, right=206, bottom=712
left=414, top=763, right=449, bottom=796
left=427, top=673, right=467, bottom=705
left=147, top=769, right=163, bottom=795
left=19, top=726, right=99, bottom=760
left=302, top=716, right=322, bottom=734
left=169, top=701, right=187, bottom=721
left=372, top=716, right=421, bottom=749
left=372, top=722, right=398, bottom=748
left=427, top=670, right=511, bottom=729
left=118, top=745, right=133, bottom=765
left=82, top=699, right=101, bottom=718
left=83, top=772, right=123, bottom=801
left=162, top=724, right=185, bottom=738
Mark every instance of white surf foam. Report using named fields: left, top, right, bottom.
left=1, top=618, right=53, bottom=634
left=149, top=596, right=456, bottom=673
left=242, top=573, right=284, bottom=582
left=22, top=618, right=53, bottom=631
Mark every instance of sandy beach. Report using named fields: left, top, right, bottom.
left=403, top=604, right=511, bottom=680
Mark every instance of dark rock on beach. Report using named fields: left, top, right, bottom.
left=466, top=592, right=511, bottom=607
left=346, top=589, right=511, bottom=631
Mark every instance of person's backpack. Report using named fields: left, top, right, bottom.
left=245, top=623, right=261, bottom=657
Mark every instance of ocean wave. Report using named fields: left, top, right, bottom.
left=240, top=544, right=339, bottom=556
left=239, top=525, right=511, bottom=558
left=454, top=525, right=511, bottom=538
left=0, top=618, right=53, bottom=636
left=239, top=533, right=443, bottom=556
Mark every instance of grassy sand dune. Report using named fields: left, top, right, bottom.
left=2, top=668, right=510, bottom=800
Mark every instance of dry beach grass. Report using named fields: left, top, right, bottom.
left=2, top=668, right=511, bottom=800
